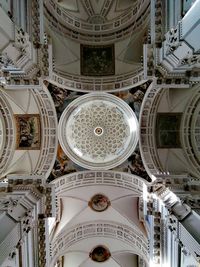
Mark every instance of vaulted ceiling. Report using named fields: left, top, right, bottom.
left=44, top=0, right=150, bottom=85
left=50, top=171, right=149, bottom=267
left=56, top=0, right=138, bottom=23
left=44, top=1, right=150, bottom=266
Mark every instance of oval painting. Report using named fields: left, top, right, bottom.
left=90, top=246, right=111, bottom=262
left=89, top=194, right=110, bottom=212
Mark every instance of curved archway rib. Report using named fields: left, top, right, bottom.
left=52, top=170, right=147, bottom=196
left=50, top=220, right=149, bottom=267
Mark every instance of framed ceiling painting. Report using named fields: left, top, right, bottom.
left=156, top=113, right=182, bottom=148
left=15, top=114, right=41, bottom=150
left=80, top=44, right=115, bottom=76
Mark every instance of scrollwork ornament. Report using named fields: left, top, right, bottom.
left=0, top=197, right=18, bottom=210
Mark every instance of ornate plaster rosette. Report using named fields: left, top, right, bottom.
left=58, top=92, right=138, bottom=170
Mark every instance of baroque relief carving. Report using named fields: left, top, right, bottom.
left=0, top=197, right=18, bottom=210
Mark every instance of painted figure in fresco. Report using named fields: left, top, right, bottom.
left=48, top=83, right=84, bottom=118
left=19, top=134, right=34, bottom=147
left=16, top=115, right=40, bottom=149
left=90, top=246, right=111, bottom=262
left=90, top=194, right=110, bottom=212
left=114, top=81, right=151, bottom=118
left=128, top=150, right=150, bottom=181
left=81, top=45, right=115, bottom=76
left=48, top=144, right=77, bottom=182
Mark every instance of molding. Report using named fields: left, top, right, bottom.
left=50, top=220, right=149, bottom=266
left=44, top=0, right=150, bottom=44
left=48, top=70, right=147, bottom=92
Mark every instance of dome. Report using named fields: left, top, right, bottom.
left=46, top=0, right=142, bottom=37
left=45, top=0, right=150, bottom=45
left=45, top=0, right=150, bottom=91
left=58, top=92, right=138, bottom=170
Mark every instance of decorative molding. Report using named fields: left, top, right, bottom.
left=139, top=82, right=164, bottom=180
left=38, top=217, right=48, bottom=267
left=49, top=70, right=146, bottom=92
left=44, top=0, right=150, bottom=44
left=0, top=197, right=19, bottom=211
left=181, top=87, right=200, bottom=177
left=0, top=224, right=20, bottom=266
left=30, top=85, right=58, bottom=178
left=50, top=221, right=149, bottom=266
left=53, top=170, right=145, bottom=221
left=53, top=171, right=145, bottom=195
left=0, top=90, right=15, bottom=178
left=178, top=223, right=200, bottom=263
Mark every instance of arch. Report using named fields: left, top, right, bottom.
left=48, top=70, right=147, bottom=92
left=31, top=84, right=58, bottom=178
left=139, top=81, right=163, bottom=181
left=0, top=89, right=15, bottom=178
left=0, top=84, right=58, bottom=179
left=50, top=221, right=149, bottom=267
left=139, top=82, right=200, bottom=180
left=52, top=170, right=147, bottom=195
left=44, top=0, right=150, bottom=44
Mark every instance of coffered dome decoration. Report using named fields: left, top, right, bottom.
left=89, top=245, right=111, bottom=262
left=45, top=0, right=150, bottom=43
left=45, top=1, right=150, bottom=91
left=89, top=194, right=110, bottom=212
left=58, top=92, right=139, bottom=170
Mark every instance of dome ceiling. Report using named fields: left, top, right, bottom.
left=58, top=92, right=139, bottom=170
left=56, top=0, right=137, bottom=23
left=44, top=0, right=150, bottom=44
left=47, top=82, right=151, bottom=183
left=45, top=0, right=150, bottom=89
